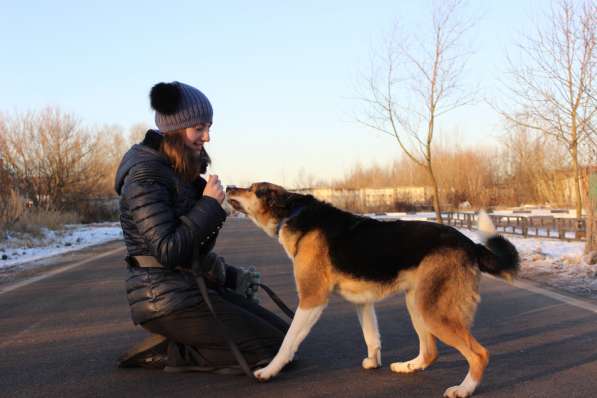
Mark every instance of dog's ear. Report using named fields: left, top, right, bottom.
left=267, top=190, right=286, bottom=210
left=255, top=187, right=290, bottom=213
left=256, top=188, right=280, bottom=208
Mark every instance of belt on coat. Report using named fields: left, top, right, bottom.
left=126, top=255, right=165, bottom=268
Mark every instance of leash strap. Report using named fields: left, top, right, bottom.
left=255, top=283, right=295, bottom=319
left=180, top=215, right=256, bottom=380
left=195, top=275, right=255, bottom=379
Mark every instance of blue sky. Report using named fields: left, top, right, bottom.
left=1, top=0, right=548, bottom=186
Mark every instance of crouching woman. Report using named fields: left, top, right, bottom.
left=114, top=81, right=288, bottom=372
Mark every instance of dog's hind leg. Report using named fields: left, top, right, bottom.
left=391, top=290, right=438, bottom=373
left=425, top=317, right=489, bottom=398
left=355, top=303, right=382, bottom=369
left=417, top=255, right=487, bottom=397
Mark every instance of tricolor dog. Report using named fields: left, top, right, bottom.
left=226, top=182, right=519, bottom=398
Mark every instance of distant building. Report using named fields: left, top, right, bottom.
left=294, top=186, right=433, bottom=209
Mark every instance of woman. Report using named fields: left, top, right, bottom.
left=114, top=81, right=288, bottom=372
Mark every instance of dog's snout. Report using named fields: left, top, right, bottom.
left=225, top=185, right=237, bottom=193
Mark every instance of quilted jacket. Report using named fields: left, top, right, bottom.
left=114, top=130, right=227, bottom=324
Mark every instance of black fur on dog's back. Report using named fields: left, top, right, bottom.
left=285, top=198, right=483, bottom=282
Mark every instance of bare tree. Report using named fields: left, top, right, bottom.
left=581, top=168, right=596, bottom=255
left=93, top=124, right=128, bottom=196
left=0, top=107, right=103, bottom=210
left=128, top=122, right=151, bottom=146
left=583, top=126, right=597, bottom=253
left=0, top=119, right=24, bottom=236
left=359, top=0, right=476, bottom=223
left=500, top=0, right=596, bottom=218
left=332, top=144, right=498, bottom=209
left=500, top=125, right=570, bottom=206
left=0, top=117, right=9, bottom=197
left=293, top=168, right=324, bottom=189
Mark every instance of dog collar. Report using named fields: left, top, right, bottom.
left=275, top=206, right=304, bottom=236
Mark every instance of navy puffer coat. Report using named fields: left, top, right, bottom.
left=114, top=130, right=227, bottom=324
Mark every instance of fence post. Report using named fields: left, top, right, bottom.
left=557, top=219, right=565, bottom=240
left=575, top=219, right=585, bottom=240
left=522, top=217, right=528, bottom=238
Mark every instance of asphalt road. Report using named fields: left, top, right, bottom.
left=1, top=218, right=596, bottom=398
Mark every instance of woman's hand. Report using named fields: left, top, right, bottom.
left=235, top=266, right=261, bottom=303
left=203, top=175, right=225, bottom=204
left=195, top=252, right=227, bottom=286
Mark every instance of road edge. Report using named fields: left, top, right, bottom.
left=0, top=244, right=125, bottom=296
left=487, top=274, right=597, bottom=314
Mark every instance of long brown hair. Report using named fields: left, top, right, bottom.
left=159, top=130, right=211, bottom=182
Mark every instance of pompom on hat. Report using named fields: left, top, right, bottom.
left=149, top=81, right=213, bottom=133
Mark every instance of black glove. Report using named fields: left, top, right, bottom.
left=195, top=253, right=261, bottom=303
left=232, top=266, right=261, bottom=304
left=194, top=252, right=227, bottom=286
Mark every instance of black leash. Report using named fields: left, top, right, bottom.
left=255, top=283, right=295, bottom=319
left=193, top=280, right=294, bottom=380
left=181, top=216, right=256, bottom=380
left=195, top=275, right=255, bottom=379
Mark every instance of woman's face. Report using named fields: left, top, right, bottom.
left=182, top=123, right=211, bottom=153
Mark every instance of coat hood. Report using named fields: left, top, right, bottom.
left=114, top=130, right=169, bottom=195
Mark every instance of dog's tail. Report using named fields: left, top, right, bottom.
left=475, top=210, right=520, bottom=281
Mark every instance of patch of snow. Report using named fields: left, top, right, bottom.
left=451, top=224, right=593, bottom=298
left=0, top=222, right=123, bottom=269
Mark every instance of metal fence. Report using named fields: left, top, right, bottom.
left=441, top=212, right=587, bottom=241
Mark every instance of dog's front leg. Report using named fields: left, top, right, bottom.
left=356, top=303, right=382, bottom=369
left=254, top=303, right=326, bottom=381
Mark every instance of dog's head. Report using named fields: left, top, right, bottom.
left=226, top=182, right=307, bottom=237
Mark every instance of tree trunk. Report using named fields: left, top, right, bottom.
left=586, top=210, right=596, bottom=255
left=427, top=162, right=442, bottom=224
left=585, top=176, right=597, bottom=255
left=426, top=108, right=442, bottom=224
left=570, top=118, right=583, bottom=218
left=574, top=164, right=583, bottom=219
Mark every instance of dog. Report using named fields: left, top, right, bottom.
left=226, top=182, right=519, bottom=398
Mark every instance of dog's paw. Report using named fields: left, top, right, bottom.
left=390, top=358, right=425, bottom=374
left=361, top=356, right=381, bottom=369
left=443, top=385, right=474, bottom=398
left=361, top=348, right=381, bottom=369
left=443, top=375, right=478, bottom=398
left=254, top=366, right=278, bottom=382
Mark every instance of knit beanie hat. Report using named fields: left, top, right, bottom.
left=149, top=81, right=213, bottom=133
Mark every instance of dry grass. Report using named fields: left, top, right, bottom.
left=0, top=190, right=25, bottom=238
left=8, top=208, right=81, bottom=238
